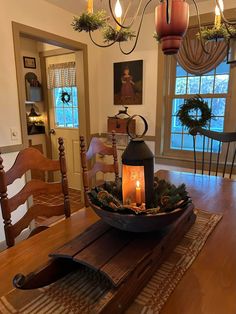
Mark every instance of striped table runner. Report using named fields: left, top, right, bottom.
left=0, top=210, right=222, bottom=314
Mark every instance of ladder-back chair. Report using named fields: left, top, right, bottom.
left=190, top=127, right=236, bottom=178
left=0, top=138, right=70, bottom=247
left=80, top=132, right=119, bottom=206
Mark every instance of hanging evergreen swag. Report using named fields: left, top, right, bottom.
left=177, top=96, right=212, bottom=129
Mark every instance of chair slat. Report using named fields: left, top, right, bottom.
left=190, top=127, right=236, bottom=179
left=230, top=148, right=236, bottom=179
left=0, top=137, right=70, bottom=247
left=209, top=139, right=213, bottom=175
left=215, top=142, right=221, bottom=176
left=6, top=148, right=60, bottom=186
left=8, top=180, right=61, bottom=213
left=193, top=136, right=197, bottom=174
left=12, top=204, right=65, bottom=239
left=80, top=133, right=119, bottom=207
left=202, top=135, right=205, bottom=175
left=223, top=142, right=230, bottom=178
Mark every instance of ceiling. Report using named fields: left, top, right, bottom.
left=45, top=0, right=209, bottom=16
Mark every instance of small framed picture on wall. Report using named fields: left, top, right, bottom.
left=114, top=60, right=143, bottom=105
left=23, top=56, right=36, bottom=69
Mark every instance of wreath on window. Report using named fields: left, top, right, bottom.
left=61, top=91, right=71, bottom=103
left=176, top=96, right=212, bottom=129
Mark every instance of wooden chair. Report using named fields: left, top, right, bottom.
left=80, top=132, right=119, bottom=206
left=0, top=138, right=70, bottom=247
left=189, top=127, right=236, bottom=178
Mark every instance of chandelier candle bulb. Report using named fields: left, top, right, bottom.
left=87, top=0, right=93, bottom=14
left=115, top=0, right=122, bottom=31
left=116, top=17, right=121, bottom=31
left=136, top=181, right=142, bottom=206
left=214, top=0, right=224, bottom=29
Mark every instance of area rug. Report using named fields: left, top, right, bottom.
left=0, top=210, right=222, bottom=314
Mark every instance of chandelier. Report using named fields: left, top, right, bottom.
left=72, top=0, right=236, bottom=59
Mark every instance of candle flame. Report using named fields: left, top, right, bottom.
left=136, top=180, right=140, bottom=188
left=215, top=0, right=224, bottom=16
left=115, top=0, right=122, bottom=18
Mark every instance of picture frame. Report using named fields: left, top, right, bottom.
left=23, top=56, right=36, bottom=69
left=227, top=38, right=236, bottom=64
left=114, top=60, right=143, bottom=105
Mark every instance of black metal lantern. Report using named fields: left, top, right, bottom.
left=122, top=115, right=154, bottom=209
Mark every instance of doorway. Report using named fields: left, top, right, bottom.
left=12, top=22, right=90, bottom=192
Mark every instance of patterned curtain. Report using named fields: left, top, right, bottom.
left=176, top=27, right=228, bottom=75
left=47, top=62, right=76, bottom=89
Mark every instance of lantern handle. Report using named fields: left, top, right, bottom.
left=126, top=115, right=148, bottom=139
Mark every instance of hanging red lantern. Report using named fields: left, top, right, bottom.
left=155, top=0, right=189, bottom=55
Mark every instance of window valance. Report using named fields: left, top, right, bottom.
left=47, top=61, right=76, bottom=89
left=176, top=27, right=228, bottom=75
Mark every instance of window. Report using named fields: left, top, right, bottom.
left=170, top=59, right=230, bottom=152
left=53, top=87, right=79, bottom=128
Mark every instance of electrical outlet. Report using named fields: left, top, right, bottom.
left=10, top=128, right=19, bottom=141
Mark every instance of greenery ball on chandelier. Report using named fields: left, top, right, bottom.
left=103, top=26, right=136, bottom=43
left=71, top=10, right=107, bottom=32
left=197, top=24, right=236, bottom=42
left=177, top=96, right=212, bottom=129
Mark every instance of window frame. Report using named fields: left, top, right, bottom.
left=162, top=56, right=234, bottom=162
left=52, top=86, right=79, bottom=129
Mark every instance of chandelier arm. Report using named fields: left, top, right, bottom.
left=215, top=0, right=236, bottom=26
left=121, top=1, right=132, bottom=25
left=191, top=0, right=210, bottom=54
left=118, top=0, right=153, bottom=55
left=108, top=0, right=145, bottom=29
left=223, top=22, right=234, bottom=37
left=89, top=31, right=118, bottom=48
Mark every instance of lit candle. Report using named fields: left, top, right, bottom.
left=214, top=0, right=224, bottom=29
left=87, top=0, right=93, bottom=14
left=136, top=180, right=142, bottom=206
left=115, top=0, right=122, bottom=31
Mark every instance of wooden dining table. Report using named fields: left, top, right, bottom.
left=0, top=170, right=236, bottom=313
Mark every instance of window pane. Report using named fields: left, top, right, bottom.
left=211, top=98, right=226, bottom=116
left=214, top=75, right=229, bottom=93
left=195, top=135, right=204, bottom=151
left=54, top=88, right=64, bottom=107
left=183, top=134, right=194, bottom=150
left=210, top=117, right=224, bottom=132
left=216, top=62, right=230, bottom=75
left=55, top=108, right=64, bottom=127
left=171, top=133, right=182, bottom=149
left=176, top=66, right=187, bottom=77
left=171, top=116, right=182, bottom=133
left=172, top=98, right=184, bottom=115
left=175, top=77, right=187, bottom=94
left=65, top=108, right=73, bottom=127
left=187, top=76, right=200, bottom=94
left=200, top=76, right=214, bottom=94
left=73, top=108, right=79, bottom=127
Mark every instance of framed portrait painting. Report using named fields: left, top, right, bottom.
left=114, top=60, right=143, bottom=105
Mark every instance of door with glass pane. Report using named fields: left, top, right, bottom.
left=49, top=86, right=81, bottom=190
